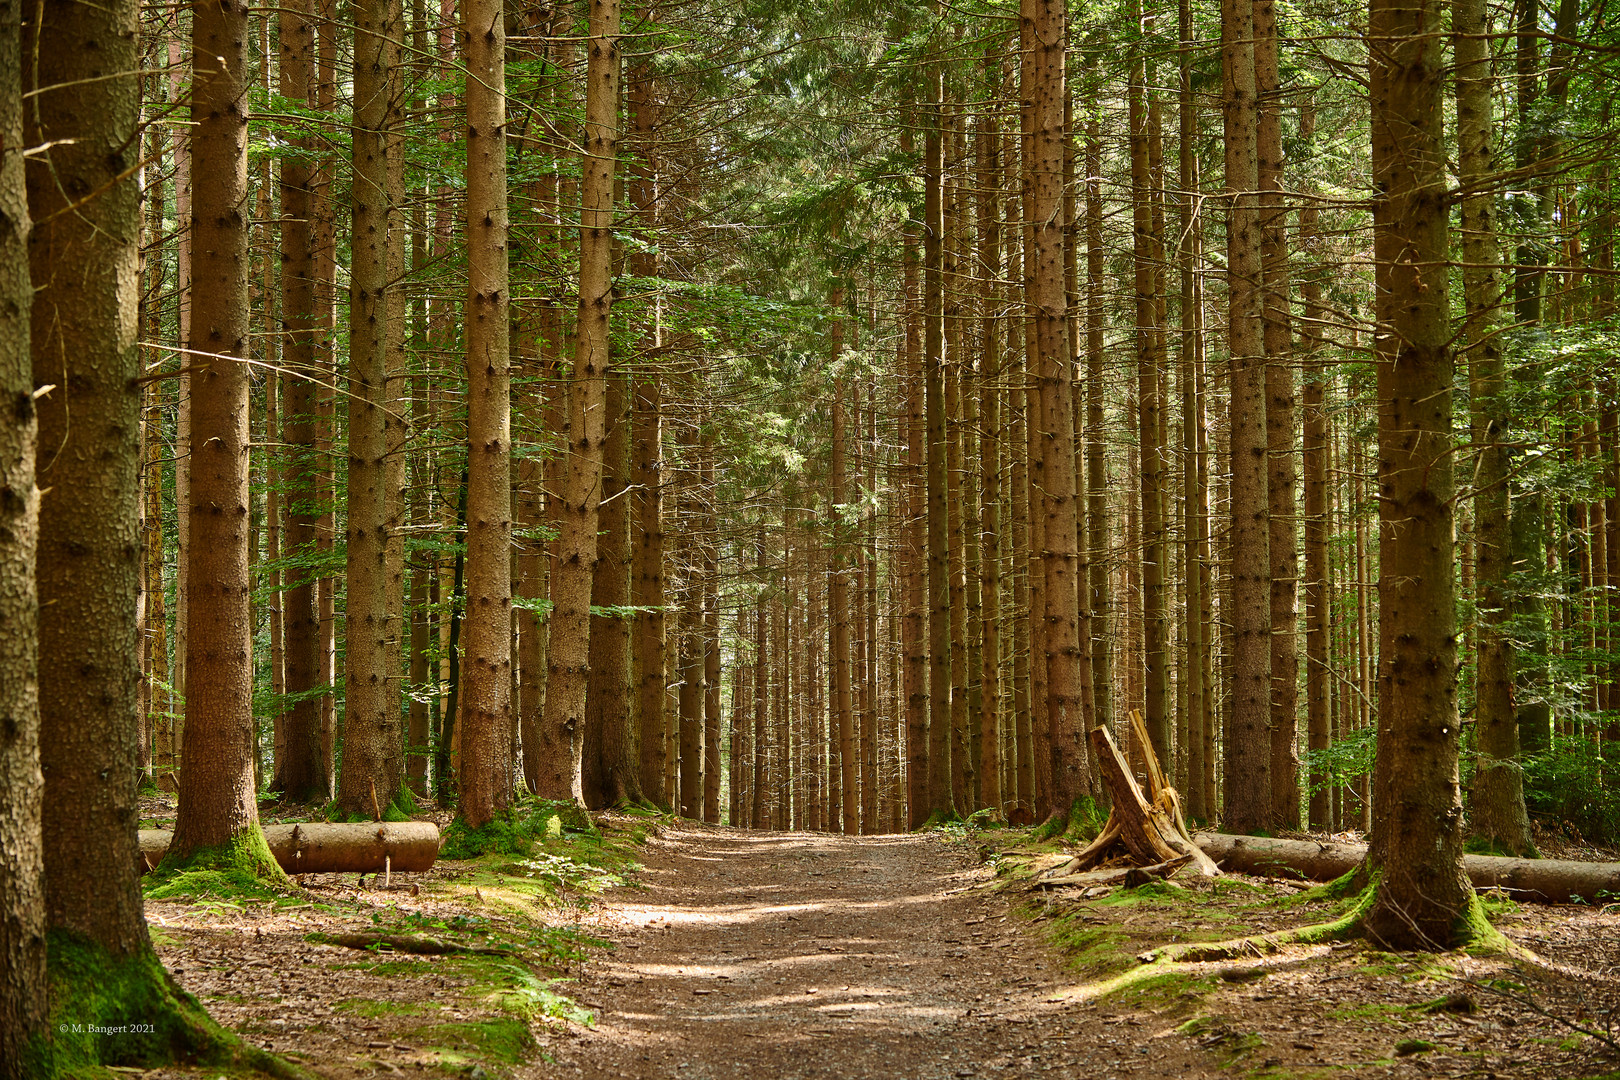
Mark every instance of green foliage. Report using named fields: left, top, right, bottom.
left=1522, top=732, right=1620, bottom=844
left=441, top=800, right=597, bottom=859
left=1302, top=724, right=1377, bottom=798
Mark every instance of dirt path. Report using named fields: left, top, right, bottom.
left=541, top=823, right=1219, bottom=1080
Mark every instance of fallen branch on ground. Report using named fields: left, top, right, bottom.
left=1194, top=832, right=1620, bottom=905
left=304, top=931, right=515, bottom=957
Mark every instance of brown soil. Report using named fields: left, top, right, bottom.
left=136, top=815, right=1620, bottom=1080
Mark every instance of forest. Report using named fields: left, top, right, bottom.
left=4, top=0, right=1620, bottom=1071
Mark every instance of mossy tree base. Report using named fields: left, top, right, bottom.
left=23, top=930, right=310, bottom=1080
left=1141, top=874, right=1523, bottom=966
left=150, top=826, right=293, bottom=895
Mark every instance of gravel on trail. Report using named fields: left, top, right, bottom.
left=545, top=823, right=1220, bottom=1080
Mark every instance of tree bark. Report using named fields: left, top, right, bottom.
left=1221, top=0, right=1271, bottom=834
left=1024, top=0, right=1084, bottom=823
left=924, top=33, right=953, bottom=821
left=167, top=0, right=271, bottom=864
left=338, top=0, right=407, bottom=820
left=538, top=0, right=618, bottom=808
left=1458, top=0, right=1533, bottom=856
left=1363, top=0, right=1472, bottom=948
left=1129, top=14, right=1170, bottom=767
left=0, top=0, right=42, bottom=1058
left=1256, top=0, right=1299, bottom=830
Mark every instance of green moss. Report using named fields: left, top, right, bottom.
left=149, top=826, right=291, bottom=893
left=1451, top=892, right=1520, bottom=955
left=1464, top=835, right=1539, bottom=859
left=1062, top=797, right=1106, bottom=842
left=144, top=869, right=287, bottom=904
left=24, top=930, right=308, bottom=1079
left=917, top=808, right=963, bottom=830
left=1093, top=879, right=1193, bottom=906
left=414, top=1018, right=536, bottom=1065
left=442, top=802, right=598, bottom=859
left=334, top=999, right=428, bottom=1019
left=1045, top=915, right=1133, bottom=977
left=1096, top=969, right=1213, bottom=1010
left=1394, top=1038, right=1436, bottom=1055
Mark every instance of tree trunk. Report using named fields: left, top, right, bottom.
left=1175, top=0, right=1205, bottom=821
left=1458, top=0, right=1533, bottom=856
left=276, top=0, right=326, bottom=797
left=924, top=37, right=953, bottom=821
left=1024, top=0, right=1084, bottom=824
left=538, top=0, right=618, bottom=808
left=167, top=0, right=272, bottom=865
left=831, top=358, right=856, bottom=832
left=0, top=0, right=43, bottom=1059
left=1256, top=0, right=1299, bottom=830
left=977, top=80, right=1004, bottom=817
left=585, top=370, right=638, bottom=808
left=338, top=0, right=407, bottom=820
left=1221, top=0, right=1271, bottom=834
left=1129, top=13, right=1170, bottom=767
left=1363, top=0, right=1472, bottom=948
left=1299, top=103, right=1333, bottom=832
left=628, top=51, right=666, bottom=806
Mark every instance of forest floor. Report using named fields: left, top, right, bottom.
left=133, top=800, right=1620, bottom=1080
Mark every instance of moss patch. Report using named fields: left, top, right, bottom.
left=149, top=825, right=291, bottom=893
left=25, top=930, right=307, bottom=1080
left=334, top=998, right=429, bottom=1019
left=413, top=1018, right=536, bottom=1065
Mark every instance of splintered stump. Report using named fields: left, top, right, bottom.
left=138, top=821, right=441, bottom=876
left=1036, top=710, right=1219, bottom=889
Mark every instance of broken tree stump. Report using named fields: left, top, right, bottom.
left=138, top=821, right=441, bottom=876
left=1037, top=710, right=1219, bottom=887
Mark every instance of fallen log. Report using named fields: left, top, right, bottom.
left=305, top=931, right=513, bottom=957
left=138, top=821, right=441, bottom=876
left=1194, top=832, right=1620, bottom=905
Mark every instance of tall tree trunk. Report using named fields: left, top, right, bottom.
left=831, top=340, right=857, bottom=832
left=338, top=0, right=407, bottom=819
left=1363, top=0, right=1472, bottom=948
left=538, top=0, right=618, bottom=807
left=702, top=462, right=721, bottom=825
left=276, top=0, right=325, bottom=799
left=167, top=0, right=275, bottom=865
left=1256, top=0, right=1299, bottom=829
left=901, top=205, right=928, bottom=828
left=1024, top=0, right=1084, bottom=825
left=0, top=0, right=42, bottom=1058
left=1221, top=0, right=1271, bottom=834
left=1129, top=11, right=1170, bottom=766
left=1084, top=114, right=1111, bottom=752
left=458, top=0, right=514, bottom=826
left=924, top=29, right=954, bottom=821
left=585, top=369, right=638, bottom=808
left=753, top=525, right=770, bottom=826
left=977, top=79, right=1004, bottom=817
left=628, top=47, right=666, bottom=806
left=1458, top=0, right=1532, bottom=854
left=1300, top=102, right=1333, bottom=831
left=1175, top=0, right=1205, bottom=820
